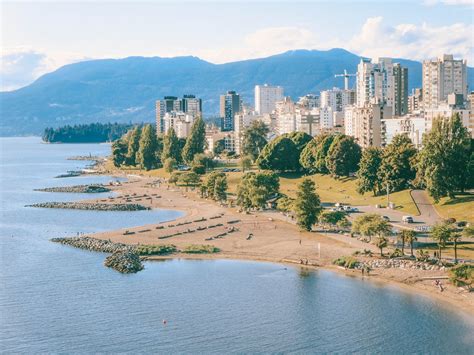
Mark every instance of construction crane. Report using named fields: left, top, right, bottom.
left=334, top=70, right=356, bottom=90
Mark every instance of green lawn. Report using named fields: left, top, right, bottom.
left=226, top=171, right=419, bottom=215
left=430, top=194, right=474, bottom=222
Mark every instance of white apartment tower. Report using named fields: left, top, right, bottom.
left=422, top=54, right=468, bottom=109
left=255, top=84, right=284, bottom=114
left=320, top=88, right=355, bottom=112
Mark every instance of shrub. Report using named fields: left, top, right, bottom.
left=389, top=248, right=404, bottom=258
left=135, top=244, right=177, bottom=256
left=449, top=264, right=473, bottom=288
left=182, top=244, right=220, bottom=254
left=333, top=256, right=360, bottom=269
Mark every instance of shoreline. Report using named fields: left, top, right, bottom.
left=49, top=161, right=474, bottom=316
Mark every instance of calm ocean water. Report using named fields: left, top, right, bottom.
left=0, top=137, right=473, bottom=353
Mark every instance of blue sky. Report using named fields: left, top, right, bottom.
left=1, top=0, right=473, bottom=90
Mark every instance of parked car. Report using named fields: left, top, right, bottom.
left=402, top=216, right=414, bottom=223
left=382, top=215, right=390, bottom=221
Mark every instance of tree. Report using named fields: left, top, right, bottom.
left=236, top=172, right=279, bottom=209
left=240, top=155, right=252, bottom=172
left=404, top=230, right=418, bottom=257
left=352, top=214, right=391, bottom=242
left=431, top=222, right=453, bottom=261
left=112, top=139, right=127, bottom=167
left=357, top=147, right=383, bottom=196
left=214, top=176, right=228, bottom=201
left=161, top=127, right=182, bottom=163
left=375, top=235, right=388, bottom=256
left=170, top=171, right=201, bottom=186
left=164, top=157, right=177, bottom=173
left=192, top=153, right=214, bottom=175
left=126, top=126, right=141, bottom=166
left=293, top=179, right=322, bottom=231
left=256, top=136, right=299, bottom=171
left=378, top=134, right=417, bottom=193
left=212, top=138, right=226, bottom=156
left=283, top=132, right=312, bottom=170
left=326, top=135, right=361, bottom=177
left=242, top=120, right=269, bottom=160
left=318, top=210, right=348, bottom=230
left=416, top=114, right=471, bottom=202
left=137, top=124, right=158, bottom=170
left=204, top=171, right=227, bottom=200
left=450, top=232, right=462, bottom=264
left=182, top=117, right=206, bottom=163
left=299, top=134, right=335, bottom=173
left=399, top=230, right=417, bottom=256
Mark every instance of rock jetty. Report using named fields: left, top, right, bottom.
left=35, top=184, right=111, bottom=193
left=104, top=251, right=144, bottom=273
left=55, top=171, right=82, bottom=178
left=363, top=258, right=447, bottom=271
left=27, top=202, right=150, bottom=211
left=51, top=237, right=143, bottom=273
left=51, top=236, right=132, bottom=253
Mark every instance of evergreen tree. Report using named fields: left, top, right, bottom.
left=256, top=136, right=299, bottom=171
left=182, top=117, right=206, bottom=163
left=164, top=157, right=177, bottom=173
left=293, top=179, right=322, bottom=231
left=357, top=147, right=383, bottom=196
left=161, top=127, right=182, bottom=163
left=242, top=120, right=269, bottom=160
left=416, top=114, right=471, bottom=202
left=214, top=176, right=228, bottom=201
left=111, top=139, right=128, bottom=167
left=326, top=135, right=361, bottom=177
left=126, top=126, right=141, bottom=166
left=137, top=124, right=158, bottom=170
left=378, top=134, right=417, bottom=192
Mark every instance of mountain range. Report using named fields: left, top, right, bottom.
left=1, top=48, right=473, bottom=135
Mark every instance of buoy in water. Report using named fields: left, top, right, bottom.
left=162, top=320, right=167, bottom=325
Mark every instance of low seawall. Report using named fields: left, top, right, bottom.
left=27, top=202, right=150, bottom=211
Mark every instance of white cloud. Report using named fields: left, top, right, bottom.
left=0, top=47, right=87, bottom=91
left=2, top=17, right=472, bottom=90
left=197, top=27, right=325, bottom=63
left=347, top=17, right=474, bottom=63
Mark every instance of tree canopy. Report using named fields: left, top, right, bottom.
left=161, top=127, right=182, bottom=163
left=378, top=134, right=417, bottom=192
left=256, top=136, right=300, bottom=171
left=241, top=120, right=269, bottom=160
left=182, top=117, right=206, bottom=164
left=236, top=171, right=280, bottom=209
left=416, top=114, right=471, bottom=202
left=293, top=179, right=322, bottom=231
left=137, top=124, right=159, bottom=170
left=326, top=135, right=361, bottom=177
left=357, top=147, right=383, bottom=196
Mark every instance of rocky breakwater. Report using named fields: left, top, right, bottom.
left=27, top=202, right=150, bottom=211
left=35, top=184, right=111, bottom=193
left=104, top=251, right=144, bottom=273
left=364, top=258, right=447, bottom=271
left=51, top=237, right=143, bottom=273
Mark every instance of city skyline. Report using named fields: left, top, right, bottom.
left=1, top=0, right=473, bottom=91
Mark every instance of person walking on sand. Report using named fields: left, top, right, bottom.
left=299, top=239, right=302, bottom=245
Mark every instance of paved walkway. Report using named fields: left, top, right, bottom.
left=410, top=189, right=442, bottom=225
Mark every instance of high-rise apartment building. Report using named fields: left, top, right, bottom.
left=182, top=95, right=202, bottom=118
left=320, top=88, right=355, bottom=112
left=393, top=63, right=408, bottom=116
left=298, top=94, right=320, bottom=109
left=220, top=91, right=242, bottom=131
left=156, top=96, right=182, bottom=134
left=408, top=88, right=423, bottom=113
left=345, top=103, right=392, bottom=148
left=255, top=84, right=284, bottom=114
left=422, top=54, right=468, bottom=109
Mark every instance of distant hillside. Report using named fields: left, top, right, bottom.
left=1, top=48, right=473, bottom=135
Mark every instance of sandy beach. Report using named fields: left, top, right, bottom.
left=67, top=167, right=474, bottom=316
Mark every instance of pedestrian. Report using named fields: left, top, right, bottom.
left=362, top=268, right=365, bottom=276
left=299, top=239, right=302, bottom=245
